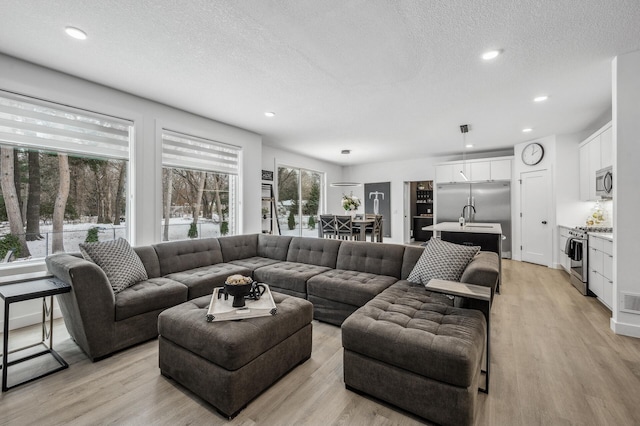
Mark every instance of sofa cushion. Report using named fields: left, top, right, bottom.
left=79, top=238, right=148, bottom=294
left=336, top=241, right=405, bottom=279
left=257, top=234, right=293, bottom=260
left=115, top=277, right=188, bottom=321
left=133, top=246, right=162, bottom=278
left=307, top=269, right=398, bottom=307
left=401, top=245, right=425, bottom=280
left=286, top=237, right=341, bottom=268
left=341, top=280, right=486, bottom=388
left=165, top=263, right=252, bottom=299
left=253, top=261, right=330, bottom=295
left=153, top=238, right=224, bottom=276
left=229, top=256, right=282, bottom=271
left=218, top=234, right=258, bottom=262
left=407, top=239, right=480, bottom=285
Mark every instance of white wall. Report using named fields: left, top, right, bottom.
left=347, top=156, right=442, bottom=244
left=611, top=50, right=640, bottom=337
left=0, top=53, right=262, bottom=330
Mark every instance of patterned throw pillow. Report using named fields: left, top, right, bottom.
left=79, top=238, right=148, bottom=294
left=407, top=238, right=480, bottom=285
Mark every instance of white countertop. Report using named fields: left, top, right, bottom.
left=423, top=222, right=502, bottom=234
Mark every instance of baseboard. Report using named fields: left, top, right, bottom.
left=0, top=306, right=63, bottom=332
left=610, top=318, right=640, bottom=338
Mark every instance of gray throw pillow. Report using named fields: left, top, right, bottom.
left=79, top=237, right=148, bottom=294
left=407, top=238, right=480, bottom=285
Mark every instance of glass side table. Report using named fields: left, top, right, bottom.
left=0, top=277, right=71, bottom=391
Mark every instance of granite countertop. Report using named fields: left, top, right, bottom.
left=558, top=224, right=578, bottom=230
left=422, top=222, right=502, bottom=234
left=589, top=232, right=613, bottom=242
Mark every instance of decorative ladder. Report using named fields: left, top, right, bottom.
left=261, top=183, right=281, bottom=235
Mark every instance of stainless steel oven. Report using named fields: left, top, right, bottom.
left=566, top=228, right=588, bottom=295
left=565, top=226, right=613, bottom=295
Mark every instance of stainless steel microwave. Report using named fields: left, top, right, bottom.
left=596, top=166, right=613, bottom=199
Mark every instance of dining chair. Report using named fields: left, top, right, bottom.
left=373, top=214, right=383, bottom=242
left=335, top=215, right=356, bottom=240
left=364, top=214, right=383, bottom=242
left=319, top=215, right=337, bottom=239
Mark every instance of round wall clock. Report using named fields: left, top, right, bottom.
left=521, top=142, right=544, bottom=165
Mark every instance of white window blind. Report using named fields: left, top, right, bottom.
left=162, top=129, right=240, bottom=175
left=0, top=91, right=132, bottom=160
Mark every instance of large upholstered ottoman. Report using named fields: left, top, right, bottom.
left=158, top=292, right=313, bottom=418
left=341, top=281, right=486, bottom=426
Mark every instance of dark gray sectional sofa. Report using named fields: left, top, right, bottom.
left=46, top=233, right=498, bottom=360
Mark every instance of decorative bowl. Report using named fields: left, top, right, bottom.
left=223, top=282, right=253, bottom=308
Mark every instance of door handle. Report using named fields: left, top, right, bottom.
left=541, top=221, right=547, bottom=224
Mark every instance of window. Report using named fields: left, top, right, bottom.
left=277, top=166, right=323, bottom=237
left=0, top=91, right=131, bottom=262
left=161, top=129, right=240, bottom=241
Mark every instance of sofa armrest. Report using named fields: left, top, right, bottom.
left=460, top=251, right=499, bottom=301
left=46, top=253, right=116, bottom=360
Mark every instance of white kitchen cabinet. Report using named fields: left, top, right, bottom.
left=490, top=159, right=512, bottom=180
left=588, top=234, right=613, bottom=310
left=435, top=162, right=472, bottom=183
left=600, top=126, right=613, bottom=169
left=435, top=164, right=454, bottom=183
left=470, top=161, right=490, bottom=181
left=453, top=162, right=470, bottom=182
left=435, top=157, right=512, bottom=183
left=579, top=143, right=590, bottom=201
left=558, top=226, right=571, bottom=272
left=589, top=267, right=603, bottom=299
left=579, top=122, right=612, bottom=201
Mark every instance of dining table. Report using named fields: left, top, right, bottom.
left=352, top=217, right=376, bottom=241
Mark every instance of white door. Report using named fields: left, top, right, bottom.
left=521, top=170, right=551, bottom=266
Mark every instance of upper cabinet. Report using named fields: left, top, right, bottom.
left=435, top=157, right=512, bottom=183
left=600, top=126, right=613, bottom=169
left=579, top=122, right=612, bottom=201
left=470, top=161, right=491, bottom=181
left=490, top=159, right=512, bottom=180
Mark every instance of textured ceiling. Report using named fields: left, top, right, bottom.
left=1, top=0, right=639, bottom=165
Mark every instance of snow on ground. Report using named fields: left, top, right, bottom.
left=6, top=217, right=223, bottom=262
left=4, top=215, right=318, bottom=263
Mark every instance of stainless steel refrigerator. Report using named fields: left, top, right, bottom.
left=435, top=181, right=512, bottom=258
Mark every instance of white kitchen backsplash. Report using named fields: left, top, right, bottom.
left=586, top=200, right=612, bottom=227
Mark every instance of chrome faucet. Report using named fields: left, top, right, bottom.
left=461, top=204, right=476, bottom=223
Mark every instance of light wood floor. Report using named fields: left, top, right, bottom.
left=2, top=260, right=640, bottom=425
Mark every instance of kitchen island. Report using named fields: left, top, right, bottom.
left=423, top=222, right=503, bottom=291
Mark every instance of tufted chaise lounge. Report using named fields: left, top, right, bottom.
left=342, top=280, right=487, bottom=426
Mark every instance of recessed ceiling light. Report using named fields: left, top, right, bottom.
left=341, top=149, right=351, bottom=155
left=465, top=144, right=474, bottom=148
left=522, top=128, right=533, bottom=133
left=264, top=111, right=276, bottom=117
left=533, top=95, right=549, bottom=102
left=481, top=50, right=501, bottom=60
left=65, top=26, right=87, bottom=40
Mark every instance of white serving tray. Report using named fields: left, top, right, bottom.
left=206, top=284, right=277, bottom=322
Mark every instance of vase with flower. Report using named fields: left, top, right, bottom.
left=342, top=193, right=361, bottom=218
